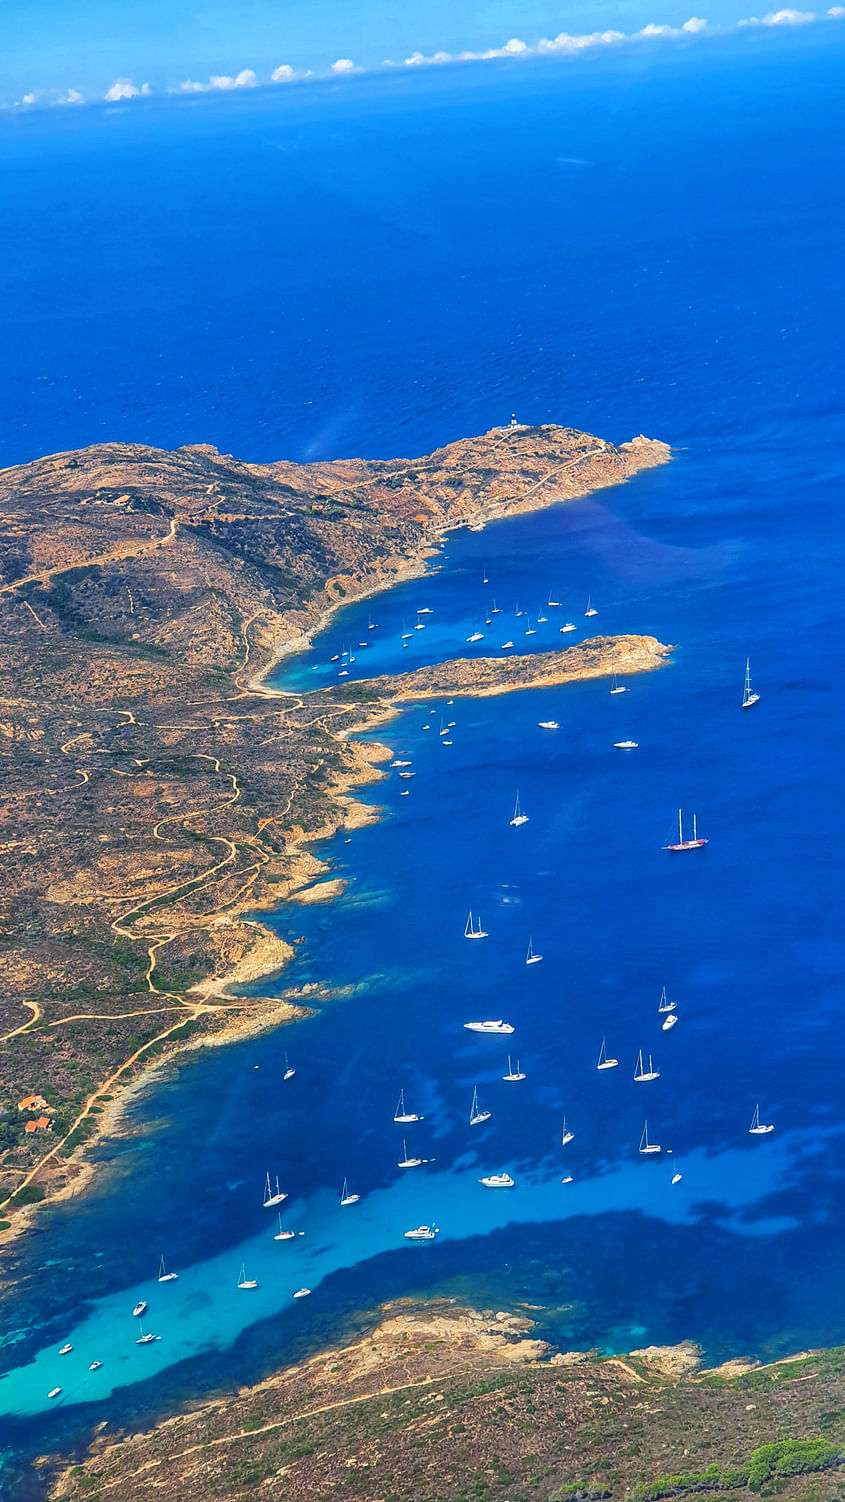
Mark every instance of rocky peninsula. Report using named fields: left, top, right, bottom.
left=0, top=423, right=670, bottom=1233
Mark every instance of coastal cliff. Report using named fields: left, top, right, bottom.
left=0, top=424, right=670, bottom=1229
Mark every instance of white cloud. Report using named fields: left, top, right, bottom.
left=538, top=29, right=624, bottom=51
left=739, top=5, right=814, bottom=18
left=105, top=77, right=150, bottom=101
left=683, top=15, right=709, bottom=28
left=180, top=68, right=257, bottom=92
left=637, top=16, right=708, bottom=34
left=57, top=89, right=84, bottom=105
left=828, top=5, right=845, bottom=14
left=331, top=58, right=360, bottom=73
left=271, top=64, right=295, bottom=82
left=21, top=92, right=37, bottom=105
left=403, top=49, right=454, bottom=65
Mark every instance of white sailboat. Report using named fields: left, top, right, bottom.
left=464, top=1018, right=514, bottom=1035
left=397, top=1139, right=423, bottom=1167
left=633, top=1049, right=660, bottom=1082
left=509, top=791, right=529, bottom=827
left=560, top=622, right=577, bottom=634
left=514, top=602, right=524, bottom=617
left=340, top=1177, right=360, bottom=1206
left=657, top=986, right=676, bottom=1014
left=490, top=600, right=502, bottom=614
left=748, top=1104, right=774, bottom=1135
left=464, top=910, right=489, bottom=940
left=467, top=630, right=485, bottom=643
left=596, top=1037, right=619, bottom=1070
left=525, top=937, right=543, bottom=965
left=479, top=1172, right=515, bottom=1188
left=158, top=1256, right=178, bottom=1283
left=414, top=612, right=426, bottom=630
left=367, top=613, right=376, bottom=631
left=547, top=592, right=561, bottom=607
left=639, top=1120, right=661, bottom=1154
left=537, top=613, right=548, bottom=623
left=283, top=1052, right=295, bottom=1081
left=274, top=1213, right=296, bottom=1240
left=263, top=1171, right=287, bottom=1208
left=469, top=1086, right=492, bottom=1125
left=669, top=1157, right=683, bottom=1185
left=135, top=1321, right=158, bottom=1345
left=401, top=619, right=413, bottom=640
left=663, top=809, right=708, bottom=851
left=503, top=1056, right=526, bottom=1081
left=742, top=657, right=760, bottom=709
left=237, top=1264, right=259, bottom=1290
left=524, top=616, right=536, bottom=636
left=584, top=596, right=598, bottom=617
left=404, top=1224, right=438, bottom=1240
left=394, top=1088, right=423, bottom=1124
left=561, top=1116, right=575, bottom=1146
left=609, top=674, right=628, bottom=694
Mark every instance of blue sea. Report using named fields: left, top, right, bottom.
left=2, top=26, right=845, bottom=1484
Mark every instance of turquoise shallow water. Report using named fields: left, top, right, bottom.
left=1, top=24, right=845, bottom=1484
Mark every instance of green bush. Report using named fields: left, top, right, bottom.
left=12, top=1183, right=45, bottom=1205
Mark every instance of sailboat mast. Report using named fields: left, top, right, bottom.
left=678, top=808, right=683, bottom=843
left=693, top=814, right=698, bottom=841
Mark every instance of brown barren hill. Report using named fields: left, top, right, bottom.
left=0, top=423, right=670, bottom=1231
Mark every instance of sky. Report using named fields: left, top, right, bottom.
left=1, top=0, right=842, bottom=108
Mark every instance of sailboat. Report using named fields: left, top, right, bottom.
left=609, top=674, right=628, bottom=694
left=742, top=657, right=760, bottom=709
left=394, top=1088, right=423, bottom=1124
left=537, top=612, right=548, bottom=623
left=464, top=1018, right=514, bottom=1034
left=464, top=910, right=489, bottom=940
left=237, top=1264, right=259, bottom=1290
left=367, top=613, right=376, bottom=631
left=639, top=1120, right=661, bottom=1154
left=135, top=1320, right=158, bottom=1344
left=491, top=600, right=502, bottom=614
left=158, top=1256, right=178, bottom=1283
left=633, top=1050, right=660, bottom=1082
left=559, top=622, right=577, bottom=634
left=503, top=1056, right=526, bottom=1081
left=466, top=628, right=485, bottom=643
left=509, top=791, right=529, bottom=827
left=340, top=1177, right=360, bottom=1206
left=657, top=986, right=676, bottom=1014
left=584, top=596, right=598, bottom=617
left=469, top=1086, right=492, bottom=1125
left=748, top=1104, right=774, bottom=1135
left=669, top=1157, right=683, bottom=1185
left=524, top=616, right=536, bottom=636
left=263, top=1171, right=287, bottom=1208
left=479, top=1172, right=515, bottom=1188
left=401, top=618, right=413, bottom=640
left=663, top=809, right=708, bottom=851
left=514, top=602, right=524, bottom=617
left=414, top=612, right=426, bottom=630
left=397, top=1139, right=423, bottom=1167
left=274, top=1213, right=296, bottom=1240
left=525, top=937, right=543, bottom=965
left=596, top=1037, right=619, bottom=1070
left=547, top=592, right=561, bottom=607
left=283, top=1052, right=295, bottom=1081
left=561, top=1116, right=575, bottom=1146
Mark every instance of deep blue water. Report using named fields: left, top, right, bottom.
left=2, top=25, right=845, bottom=1482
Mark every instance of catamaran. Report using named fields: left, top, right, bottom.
left=274, top=1213, right=296, bottom=1240
left=503, top=1056, right=526, bottom=1081
left=609, top=675, right=628, bottom=694
left=464, top=910, right=489, bottom=940
left=633, top=1050, right=660, bottom=1082
left=584, top=596, right=598, bottom=617
left=561, top=1116, right=575, bottom=1146
left=639, top=1120, right=661, bottom=1154
left=742, top=657, right=760, bottom=709
left=397, top=1139, right=423, bottom=1167
left=158, top=1256, right=178, bottom=1283
left=238, top=1264, right=259, bottom=1290
left=657, top=986, right=676, bottom=1014
left=509, top=791, right=529, bottom=827
left=283, top=1052, right=295, bottom=1081
left=525, top=937, right=543, bottom=965
left=467, top=630, right=484, bottom=643
left=404, top=1224, right=438, bottom=1240
left=479, top=1172, right=515, bottom=1188
left=560, top=622, right=576, bottom=633
left=464, top=1018, right=514, bottom=1035
left=663, top=809, right=708, bottom=851
left=394, top=1089, right=423, bottom=1124
left=135, top=1321, right=158, bottom=1344
left=748, top=1104, right=774, bottom=1135
left=340, top=1177, right=360, bottom=1206
left=469, top=1086, right=491, bottom=1125
left=263, top=1171, right=287, bottom=1208
left=596, top=1037, right=619, bottom=1070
